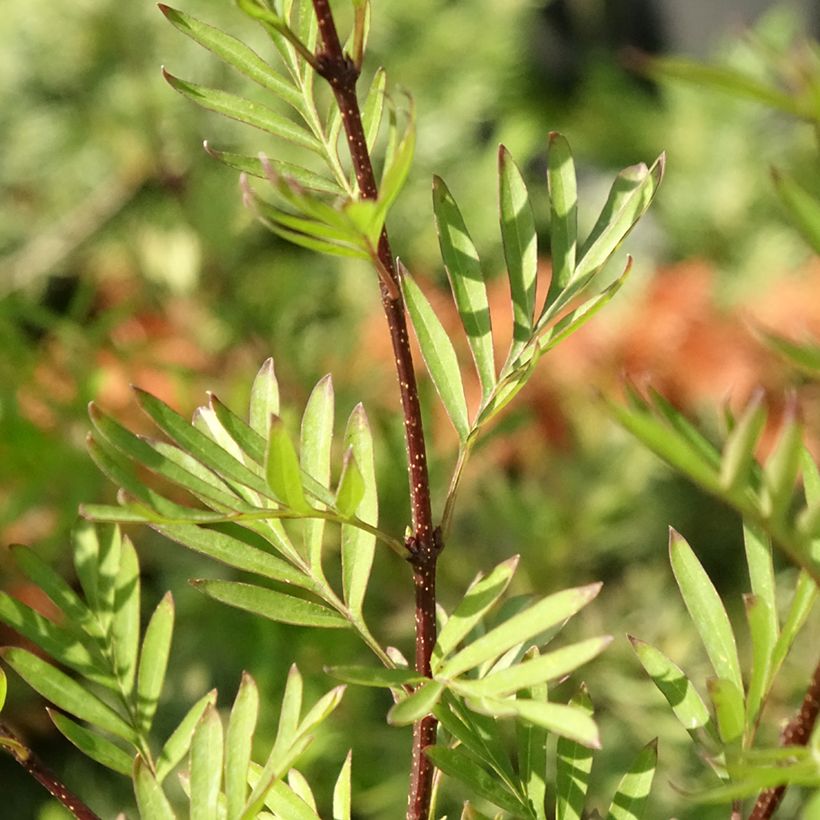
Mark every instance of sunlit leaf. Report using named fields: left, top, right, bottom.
left=250, top=358, right=280, bottom=437
left=433, top=175, right=496, bottom=399
left=156, top=689, right=217, bottom=784
left=273, top=664, right=303, bottom=763
left=324, top=665, right=424, bottom=688
left=707, top=677, right=745, bottom=744
left=226, top=673, right=259, bottom=820
left=387, top=679, right=446, bottom=726
left=361, top=68, right=386, bottom=152
left=769, top=571, right=817, bottom=694
left=439, top=583, right=601, bottom=679
left=190, top=703, right=224, bottom=820
left=48, top=709, right=133, bottom=776
left=134, top=755, right=175, bottom=820
left=556, top=685, right=594, bottom=820
left=498, top=145, right=537, bottom=362
left=516, top=648, right=548, bottom=820
left=192, top=579, right=348, bottom=628
left=402, top=269, right=470, bottom=441
left=761, top=411, right=803, bottom=521
left=719, top=394, right=766, bottom=494
left=332, top=751, right=352, bottom=820
left=162, top=68, right=320, bottom=152
left=628, top=637, right=711, bottom=732
left=669, top=530, right=743, bottom=695
left=605, top=739, right=657, bottom=820
left=545, top=132, right=577, bottom=307
left=744, top=594, right=776, bottom=728
left=432, top=556, right=519, bottom=671
left=1, top=648, right=137, bottom=744
left=266, top=417, right=311, bottom=512
left=335, top=450, right=365, bottom=519
left=0, top=668, right=6, bottom=712
left=341, top=404, right=377, bottom=614
left=111, top=535, right=140, bottom=697
left=743, top=523, right=778, bottom=650
left=137, top=593, right=174, bottom=735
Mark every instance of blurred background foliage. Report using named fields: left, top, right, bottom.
left=2, top=0, right=819, bottom=817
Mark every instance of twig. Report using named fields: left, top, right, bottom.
left=0, top=723, right=101, bottom=820
left=749, top=657, right=820, bottom=819
left=309, top=3, right=440, bottom=819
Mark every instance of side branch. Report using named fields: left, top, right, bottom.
left=0, top=723, right=101, bottom=820
left=310, top=2, right=440, bottom=818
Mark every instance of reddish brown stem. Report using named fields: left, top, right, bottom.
left=310, top=2, right=440, bottom=818
left=0, top=723, right=101, bottom=820
left=748, top=658, right=820, bottom=820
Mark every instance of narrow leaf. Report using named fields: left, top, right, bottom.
left=744, top=594, right=776, bottom=728
left=387, top=680, right=446, bottom=726
left=707, top=677, right=745, bottom=743
left=287, top=770, right=317, bottom=812
left=439, top=583, right=602, bottom=679
left=162, top=69, right=320, bottom=152
left=498, top=146, right=537, bottom=361
left=156, top=689, right=218, bottom=783
left=266, top=417, right=310, bottom=512
left=772, top=169, right=820, bottom=253
left=433, top=175, right=496, bottom=398
left=401, top=269, right=470, bottom=441
left=361, top=68, right=386, bottom=152
left=137, top=593, right=174, bottom=735
left=332, top=751, right=352, bottom=820
left=761, top=409, right=803, bottom=520
left=250, top=358, right=280, bottom=437
left=111, top=535, right=140, bottom=697
left=226, top=673, right=259, bottom=820
left=48, top=709, right=133, bottom=776
left=556, top=686, right=594, bottom=820
left=272, top=663, right=303, bottom=765
left=545, top=132, right=578, bottom=306
left=769, top=571, right=817, bottom=691
left=1, top=648, right=137, bottom=743
left=606, top=739, right=657, bottom=820
left=720, top=393, right=766, bottom=494
left=324, top=665, right=424, bottom=688
left=516, top=649, right=548, bottom=820
left=335, top=450, right=365, bottom=518
left=134, top=755, right=176, bottom=820
left=743, top=524, right=778, bottom=649
left=192, top=580, right=348, bottom=629
left=190, top=704, right=224, bottom=820
left=432, top=556, right=519, bottom=671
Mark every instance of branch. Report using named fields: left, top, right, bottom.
left=749, top=657, right=820, bottom=820
left=0, top=723, right=101, bottom=820
left=309, top=3, right=440, bottom=818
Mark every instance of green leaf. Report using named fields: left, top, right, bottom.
left=204, top=143, right=341, bottom=194
left=432, top=556, right=519, bottom=671
left=153, top=524, right=315, bottom=592
left=545, top=132, right=578, bottom=307
left=156, top=689, right=217, bottom=784
left=743, top=523, right=778, bottom=650
left=456, top=636, right=612, bottom=698
left=0, top=668, right=6, bottom=712
left=1, top=647, right=137, bottom=744
left=266, top=417, right=310, bottom=512
left=134, top=388, right=274, bottom=499
left=433, top=176, right=496, bottom=399
left=744, top=594, right=776, bottom=729
left=335, top=450, right=365, bottom=518
left=769, top=571, right=817, bottom=690
left=516, top=649, right=548, bottom=820
left=246, top=769, right=320, bottom=820
left=628, top=637, right=711, bottom=732
left=192, top=580, right=348, bottom=629
left=341, top=404, right=377, bottom=615
left=250, top=358, right=280, bottom=437
left=424, top=746, right=526, bottom=816
left=226, top=673, right=259, bottom=820
left=376, top=107, right=415, bottom=225
left=272, top=663, right=303, bottom=763
left=760, top=331, right=820, bottom=377
left=137, top=593, right=174, bottom=735
left=471, top=697, right=600, bottom=748
left=111, top=535, right=140, bottom=697
left=0, top=592, right=108, bottom=686
left=162, top=68, right=320, bottom=153
left=669, top=530, right=743, bottom=695
left=324, top=665, right=424, bottom=688
left=361, top=68, right=386, bottom=152
left=159, top=5, right=302, bottom=111
left=387, top=679, right=446, bottom=726
left=300, top=375, right=334, bottom=566
left=761, top=410, right=803, bottom=521
left=287, top=770, right=317, bottom=813
left=134, top=755, right=176, bottom=820
left=190, top=703, right=224, bottom=820
left=605, top=739, right=657, bottom=820
left=332, top=751, right=352, bottom=820
left=498, top=145, right=537, bottom=362
left=207, top=394, right=266, bottom=464
left=10, top=545, right=100, bottom=640
left=401, top=269, right=470, bottom=441
left=48, top=709, right=133, bottom=776
left=707, top=677, right=745, bottom=744
left=719, top=393, right=766, bottom=494
left=439, top=583, right=601, bottom=679
left=556, top=685, right=594, bottom=820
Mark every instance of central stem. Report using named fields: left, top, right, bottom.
left=311, top=3, right=440, bottom=818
